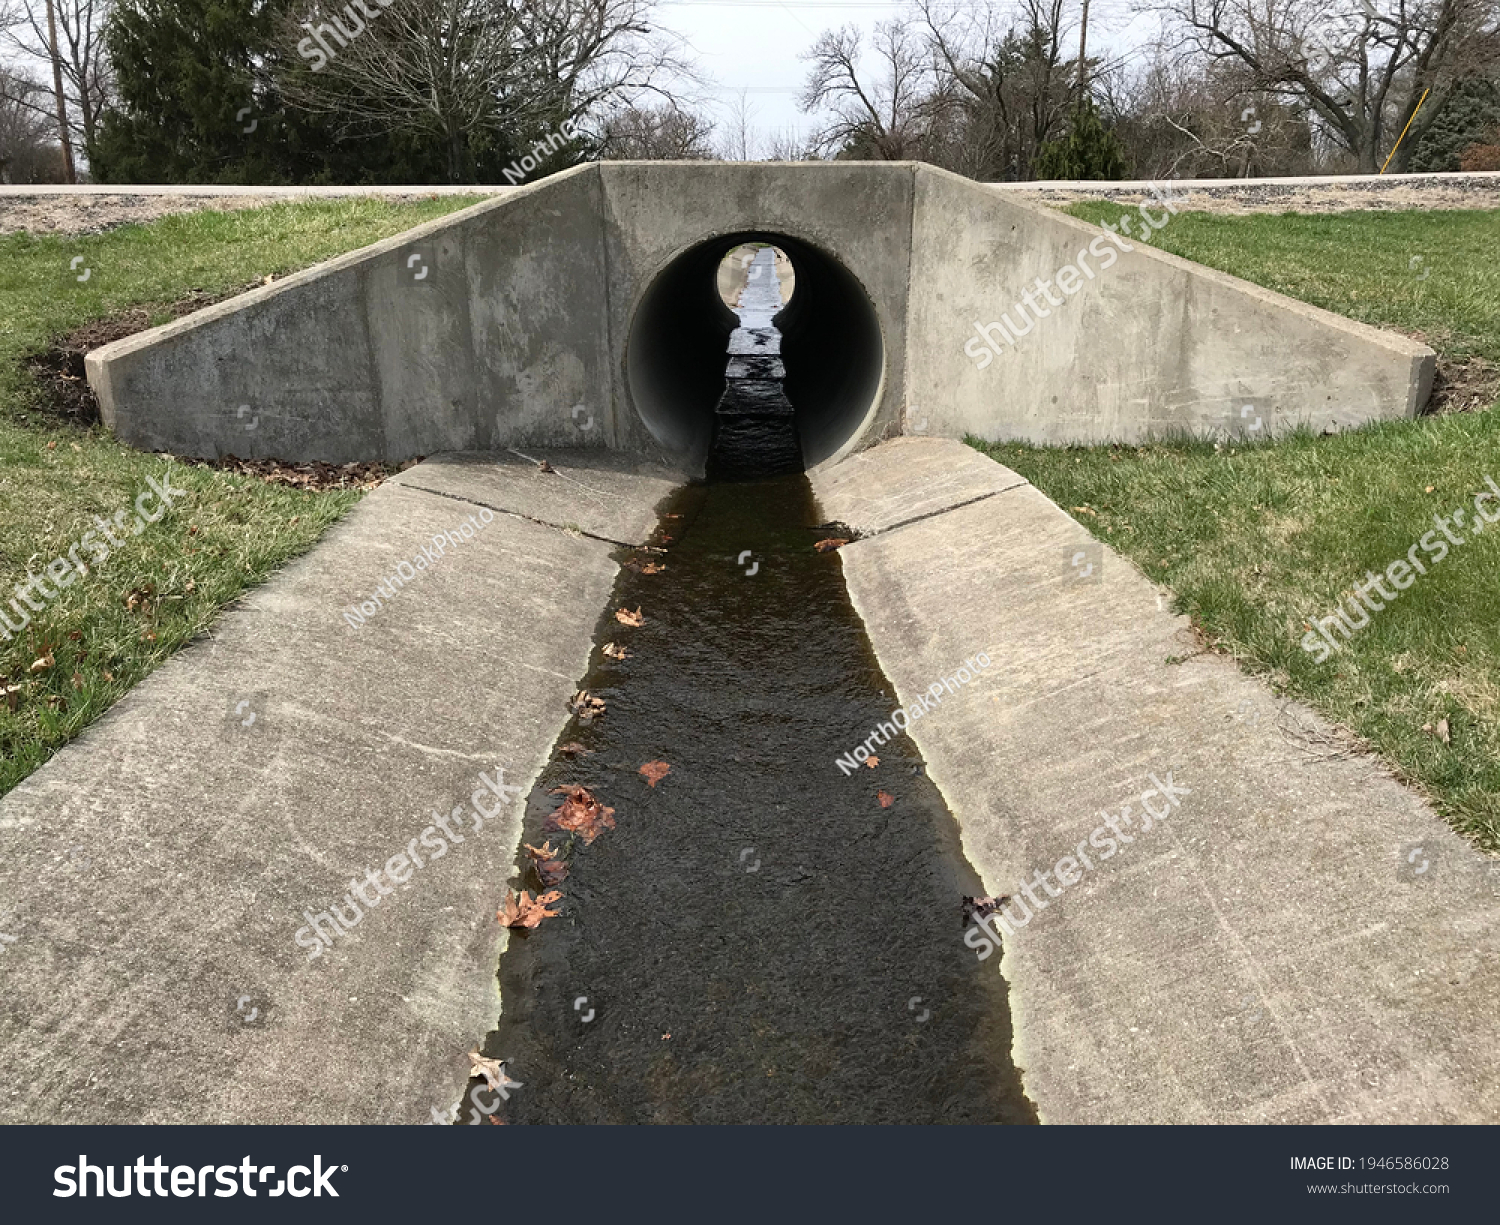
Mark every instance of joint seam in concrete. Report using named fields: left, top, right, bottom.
left=393, top=479, right=644, bottom=549
left=842, top=479, right=1031, bottom=543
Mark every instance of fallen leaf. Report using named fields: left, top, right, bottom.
left=524, top=841, right=569, bottom=886
left=639, top=760, right=671, bottom=788
left=877, top=790, right=895, bottom=808
left=2, top=684, right=21, bottom=711
left=124, top=584, right=155, bottom=613
left=962, top=895, right=1012, bottom=925
left=814, top=538, right=850, bottom=553
left=866, top=756, right=879, bottom=768
left=497, top=888, right=563, bottom=929
left=569, top=689, right=606, bottom=722
left=71, top=672, right=83, bottom=691
left=640, top=561, right=666, bottom=575
left=557, top=741, right=593, bottom=758
left=1423, top=718, right=1452, bottom=744
left=602, top=642, right=630, bottom=661
left=615, top=606, right=645, bottom=627
left=467, top=1050, right=523, bottom=1096
left=546, top=784, right=616, bottom=844
left=28, top=653, right=53, bottom=674
left=538, top=460, right=556, bottom=473
left=1425, top=485, right=1435, bottom=493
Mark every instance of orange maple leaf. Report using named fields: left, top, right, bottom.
left=497, top=888, right=563, bottom=929
left=639, top=760, right=672, bottom=788
left=546, top=784, right=617, bottom=844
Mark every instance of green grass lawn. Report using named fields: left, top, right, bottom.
left=978, top=204, right=1500, bottom=852
left=0, top=197, right=480, bottom=795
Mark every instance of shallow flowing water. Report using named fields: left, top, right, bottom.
left=475, top=249, right=1035, bottom=1124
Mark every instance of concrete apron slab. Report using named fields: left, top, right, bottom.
left=812, top=438, right=1500, bottom=1124
left=0, top=453, right=677, bottom=1124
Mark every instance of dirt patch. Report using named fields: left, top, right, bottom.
left=25, top=288, right=254, bottom=426
left=1427, top=353, right=1500, bottom=415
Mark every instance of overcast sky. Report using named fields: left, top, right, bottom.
left=655, top=0, right=1152, bottom=150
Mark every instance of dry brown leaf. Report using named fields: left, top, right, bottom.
left=28, top=653, right=53, bottom=674
left=639, top=760, right=671, bottom=788
left=467, top=1050, right=523, bottom=1096
left=569, top=689, right=606, bottom=723
left=557, top=741, right=593, bottom=758
left=524, top=840, right=569, bottom=886
left=866, top=756, right=879, bottom=768
left=877, top=790, right=895, bottom=808
left=962, top=895, right=1012, bottom=925
left=615, top=606, right=645, bottom=627
left=497, top=888, right=563, bottom=929
left=546, top=784, right=616, bottom=844
left=602, top=642, right=630, bottom=661
left=814, top=538, right=850, bottom=553
left=1422, top=718, right=1452, bottom=744
left=640, top=561, right=666, bottom=575
left=538, top=459, right=556, bottom=473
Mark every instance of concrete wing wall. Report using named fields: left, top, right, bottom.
left=907, top=166, right=1435, bottom=446
left=86, top=166, right=616, bottom=465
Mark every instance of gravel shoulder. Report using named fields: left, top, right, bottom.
left=4, top=172, right=1499, bottom=236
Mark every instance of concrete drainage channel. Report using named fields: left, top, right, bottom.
left=470, top=249, right=1035, bottom=1123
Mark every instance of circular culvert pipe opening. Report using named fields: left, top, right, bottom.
left=625, top=231, right=885, bottom=471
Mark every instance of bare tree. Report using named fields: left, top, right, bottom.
left=1146, top=0, right=1500, bottom=172
left=798, top=21, right=940, bottom=159
left=1113, top=50, right=1316, bottom=176
left=279, top=0, right=696, bottom=183
left=916, top=0, right=1080, bottom=179
left=0, top=62, right=60, bottom=181
left=598, top=101, right=714, bottom=158
left=0, top=0, right=112, bottom=171
left=720, top=87, right=758, bottom=160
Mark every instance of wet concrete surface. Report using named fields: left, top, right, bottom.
left=475, top=257, right=1036, bottom=1123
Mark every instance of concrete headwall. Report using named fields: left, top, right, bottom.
left=86, top=163, right=1435, bottom=467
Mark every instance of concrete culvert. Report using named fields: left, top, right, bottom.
left=625, top=231, right=885, bottom=472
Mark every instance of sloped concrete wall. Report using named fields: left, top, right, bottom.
left=89, top=166, right=618, bottom=464
left=907, top=166, right=1435, bottom=444
left=86, top=162, right=1434, bottom=467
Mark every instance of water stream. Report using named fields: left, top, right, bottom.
left=476, top=248, right=1035, bottom=1124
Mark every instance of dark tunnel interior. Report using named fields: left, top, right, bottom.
left=624, top=232, right=885, bottom=473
